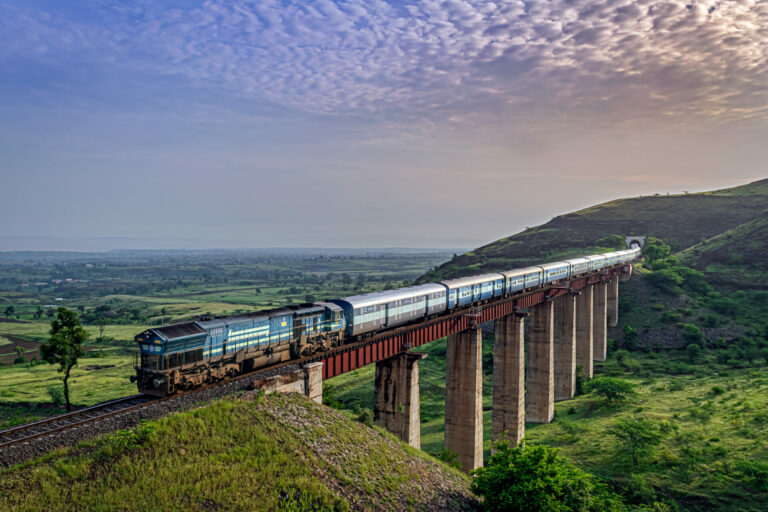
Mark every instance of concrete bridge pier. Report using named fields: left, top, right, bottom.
left=575, top=286, right=594, bottom=378
left=554, top=293, right=577, bottom=401
left=445, top=327, right=483, bottom=472
left=593, top=281, right=608, bottom=362
left=374, top=352, right=427, bottom=448
left=492, top=312, right=526, bottom=448
left=526, top=300, right=555, bottom=424
left=608, top=275, right=620, bottom=327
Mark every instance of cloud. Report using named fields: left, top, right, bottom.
left=1, top=0, right=766, bottom=126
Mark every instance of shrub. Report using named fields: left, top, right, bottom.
left=736, top=460, right=768, bottom=491
left=471, top=442, right=627, bottom=511
left=686, top=343, right=702, bottom=362
left=623, top=326, right=638, bottom=350
left=558, top=418, right=582, bottom=442
left=356, top=409, right=373, bottom=427
left=610, top=417, right=665, bottom=466
left=681, top=324, right=703, bottom=343
left=588, top=377, right=638, bottom=404
left=711, top=385, right=725, bottom=395
left=48, top=387, right=65, bottom=406
left=575, top=365, right=588, bottom=396
left=647, top=269, right=684, bottom=295
left=438, top=447, right=461, bottom=470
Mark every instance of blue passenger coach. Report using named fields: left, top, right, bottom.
left=441, top=273, right=505, bottom=308
left=331, top=284, right=446, bottom=337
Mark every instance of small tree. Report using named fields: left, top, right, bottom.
left=40, top=308, right=88, bottom=411
left=610, top=418, right=664, bottom=466
left=588, top=376, right=638, bottom=404
left=3, top=305, right=15, bottom=318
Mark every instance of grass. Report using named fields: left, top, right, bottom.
left=0, top=351, right=135, bottom=427
left=326, top=331, right=768, bottom=510
left=0, top=393, right=475, bottom=512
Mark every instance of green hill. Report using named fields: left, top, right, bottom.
left=420, top=178, right=768, bottom=282
left=0, top=393, right=476, bottom=512
left=677, top=210, right=768, bottom=288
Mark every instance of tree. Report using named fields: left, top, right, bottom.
left=588, top=376, right=638, bottom=404
left=40, top=308, right=88, bottom=411
left=94, top=316, right=113, bottom=344
left=13, top=346, right=25, bottom=364
left=610, top=418, right=664, bottom=466
left=33, top=306, right=44, bottom=319
left=471, top=442, right=626, bottom=511
left=3, top=305, right=15, bottom=318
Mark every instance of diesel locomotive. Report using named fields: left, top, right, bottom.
left=133, top=247, right=641, bottom=395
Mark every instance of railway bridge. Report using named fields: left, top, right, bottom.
left=298, top=263, right=633, bottom=472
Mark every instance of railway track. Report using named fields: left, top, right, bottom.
left=0, top=394, right=162, bottom=451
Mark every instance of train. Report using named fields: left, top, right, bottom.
left=132, top=247, right=641, bottom=395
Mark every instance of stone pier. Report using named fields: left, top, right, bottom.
left=593, top=281, right=608, bottom=362
left=575, top=286, right=594, bottom=378
left=492, top=313, right=526, bottom=447
left=445, top=327, right=483, bottom=472
left=554, top=294, right=577, bottom=401
left=608, top=275, right=620, bottom=328
left=374, top=352, right=427, bottom=448
left=305, top=362, right=323, bottom=403
left=526, top=300, right=554, bottom=424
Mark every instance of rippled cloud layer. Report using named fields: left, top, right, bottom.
left=2, top=0, right=766, bottom=124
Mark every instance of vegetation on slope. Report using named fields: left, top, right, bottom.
left=0, top=392, right=477, bottom=512
left=420, top=178, right=768, bottom=282
left=677, top=210, right=768, bottom=288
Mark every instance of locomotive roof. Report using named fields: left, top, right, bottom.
left=440, top=273, right=505, bottom=288
left=334, top=283, right=446, bottom=309
left=153, top=322, right=207, bottom=340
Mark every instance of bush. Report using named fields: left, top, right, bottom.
left=558, top=418, right=582, bottom=442
left=438, top=447, right=461, bottom=470
left=736, top=460, right=768, bottom=491
left=686, top=343, right=702, bottom=362
left=48, top=386, right=65, bottom=406
left=610, top=417, right=665, bottom=466
left=647, top=269, right=684, bottom=295
left=356, top=409, right=373, bottom=427
left=575, top=366, right=588, bottom=396
left=588, top=377, right=638, bottom=404
left=681, top=324, right=703, bottom=343
left=711, top=385, right=725, bottom=395
left=471, top=442, right=627, bottom=511
left=623, top=326, right=638, bottom=350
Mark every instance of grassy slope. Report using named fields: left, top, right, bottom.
left=677, top=210, right=768, bottom=288
left=420, top=178, right=768, bottom=282
left=0, top=393, right=476, bottom=512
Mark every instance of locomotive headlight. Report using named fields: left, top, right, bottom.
left=153, top=377, right=165, bottom=389
left=130, top=375, right=136, bottom=383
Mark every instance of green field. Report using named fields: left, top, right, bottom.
left=0, top=250, right=453, bottom=426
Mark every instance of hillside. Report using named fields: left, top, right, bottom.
left=420, top=178, right=768, bottom=282
left=677, top=210, right=768, bottom=288
left=0, top=392, right=477, bottom=512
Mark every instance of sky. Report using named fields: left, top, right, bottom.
left=0, top=0, right=766, bottom=251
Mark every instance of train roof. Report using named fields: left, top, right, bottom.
left=500, top=266, right=542, bottom=278
left=538, top=261, right=569, bottom=271
left=441, top=273, right=505, bottom=288
left=333, top=283, right=446, bottom=309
